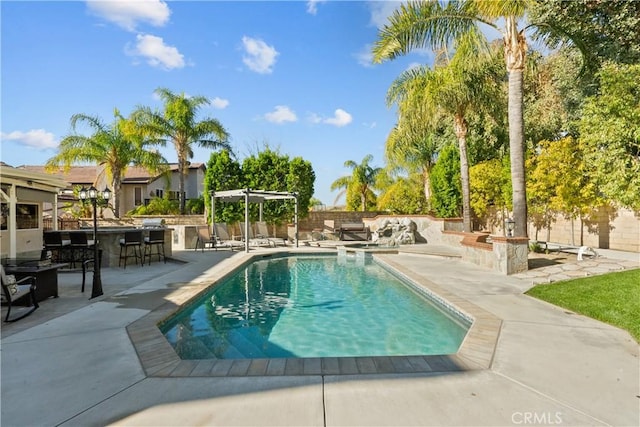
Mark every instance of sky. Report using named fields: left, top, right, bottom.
left=1, top=0, right=435, bottom=206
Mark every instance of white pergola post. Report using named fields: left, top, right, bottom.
left=53, top=193, right=59, bottom=231
left=244, top=189, right=250, bottom=253
left=210, top=190, right=216, bottom=239
left=294, top=193, right=299, bottom=248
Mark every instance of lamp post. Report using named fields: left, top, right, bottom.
left=505, top=217, right=515, bottom=238
left=79, top=185, right=111, bottom=299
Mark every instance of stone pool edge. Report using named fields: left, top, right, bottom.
left=126, top=249, right=502, bottom=377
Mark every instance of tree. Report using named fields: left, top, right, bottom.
left=133, top=88, right=231, bottom=214
left=384, top=105, right=448, bottom=205
left=430, top=143, right=462, bottom=218
left=579, top=63, right=640, bottom=210
left=373, top=0, right=562, bottom=237
left=242, top=147, right=315, bottom=223
left=523, top=48, right=586, bottom=145
left=330, top=155, right=382, bottom=212
left=46, top=109, right=167, bottom=218
left=377, top=172, right=428, bottom=214
left=527, top=136, right=603, bottom=245
left=287, top=156, right=315, bottom=216
left=384, top=32, right=504, bottom=232
left=531, top=0, right=640, bottom=69
left=203, top=149, right=245, bottom=224
left=470, top=158, right=511, bottom=229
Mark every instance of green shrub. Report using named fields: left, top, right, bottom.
left=127, top=196, right=179, bottom=216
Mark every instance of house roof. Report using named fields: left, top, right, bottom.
left=0, top=162, right=69, bottom=192
left=15, top=162, right=205, bottom=187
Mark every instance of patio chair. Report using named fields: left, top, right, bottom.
left=240, top=223, right=274, bottom=247
left=195, top=225, right=216, bottom=251
left=212, top=223, right=244, bottom=250
left=1, top=265, right=39, bottom=322
left=255, top=221, right=286, bottom=246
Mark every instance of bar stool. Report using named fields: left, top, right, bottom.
left=69, top=232, right=95, bottom=269
left=119, top=230, right=143, bottom=268
left=144, top=229, right=166, bottom=265
left=43, top=231, right=71, bottom=264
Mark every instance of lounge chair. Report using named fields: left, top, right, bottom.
left=212, top=223, right=244, bottom=250
left=1, top=265, right=39, bottom=322
left=255, top=221, right=286, bottom=246
left=195, top=225, right=217, bottom=251
left=238, top=223, right=274, bottom=247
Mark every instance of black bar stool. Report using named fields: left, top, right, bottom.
left=43, top=231, right=71, bottom=264
left=69, top=232, right=95, bottom=269
left=119, top=231, right=143, bottom=268
left=144, top=229, right=166, bottom=265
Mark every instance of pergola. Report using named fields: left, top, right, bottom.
left=209, top=188, right=298, bottom=253
left=0, top=164, right=69, bottom=258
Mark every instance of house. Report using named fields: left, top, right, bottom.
left=18, top=163, right=206, bottom=218
left=1, top=162, right=69, bottom=258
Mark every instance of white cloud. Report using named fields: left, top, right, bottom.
left=355, top=44, right=374, bottom=67
left=1, top=129, right=57, bottom=150
left=324, top=109, right=353, bottom=127
left=210, top=97, right=229, bottom=109
left=306, top=0, right=326, bottom=15
left=242, top=36, right=278, bottom=74
left=406, top=62, right=421, bottom=71
left=368, top=1, right=402, bottom=29
left=265, top=106, right=297, bottom=124
left=86, top=0, right=171, bottom=31
left=307, top=112, right=322, bottom=124
left=127, top=34, right=185, bottom=70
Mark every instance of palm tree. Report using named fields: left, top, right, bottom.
left=331, top=155, right=382, bottom=211
left=133, top=88, right=231, bottom=214
left=385, top=33, right=504, bottom=232
left=46, top=109, right=168, bottom=218
left=373, top=0, right=535, bottom=237
left=384, top=118, right=441, bottom=205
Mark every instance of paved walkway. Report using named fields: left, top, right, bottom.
left=1, top=245, right=638, bottom=426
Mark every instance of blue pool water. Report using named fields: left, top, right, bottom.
left=161, top=255, right=470, bottom=359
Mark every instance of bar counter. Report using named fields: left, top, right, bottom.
left=44, top=228, right=172, bottom=267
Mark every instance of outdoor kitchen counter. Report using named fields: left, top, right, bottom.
left=44, top=228, right=173, bottom=268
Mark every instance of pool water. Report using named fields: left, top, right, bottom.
left=161, top=255, right=470, bottom=359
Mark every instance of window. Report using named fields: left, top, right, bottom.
left=134, top=187, right=142, bottom=206
left=155, top=189, right=164, bottom=198
left=1, top=203, right=39, bottom=230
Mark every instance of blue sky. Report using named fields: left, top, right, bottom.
left=1, top=1, right=433, bottom=205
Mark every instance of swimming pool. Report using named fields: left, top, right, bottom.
left=161, top=255, right=470, bottom=359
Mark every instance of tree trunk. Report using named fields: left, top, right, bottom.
left=422, top=167, right=431, bottom=204
left=505, top=19, right=528, bottom=238
left=178, top=156, right=186, bottom=215
left=455, top=115, right=472, bottom=233
left=112, top=171, right=121, bottom=218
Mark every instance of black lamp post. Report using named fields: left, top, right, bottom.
left=79, top=185, right=111, bottom=299
left=505, top=217, right=515, bottom=237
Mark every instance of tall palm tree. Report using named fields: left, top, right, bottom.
left=331, top=154, right=382, bottom=211
left=133, top=88, right=231, bottom=214
left=373, top=0, right=535, bottom=237
left=45, top=109, right=168, bottom=218
left=385, top=33, right=504, bottom=232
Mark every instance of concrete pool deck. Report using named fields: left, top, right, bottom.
left=1, top=245, right=638, bottom=426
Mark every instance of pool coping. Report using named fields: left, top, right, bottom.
left=126, top=249, right=502, bottom=377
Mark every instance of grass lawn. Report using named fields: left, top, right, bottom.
left=526, top=268, right=640, bottom=342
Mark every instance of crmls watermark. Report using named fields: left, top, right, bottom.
left=512, top=412, right=563, bottom=425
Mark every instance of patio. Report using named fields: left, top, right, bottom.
left=1, top=246, right=638, bottom=426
